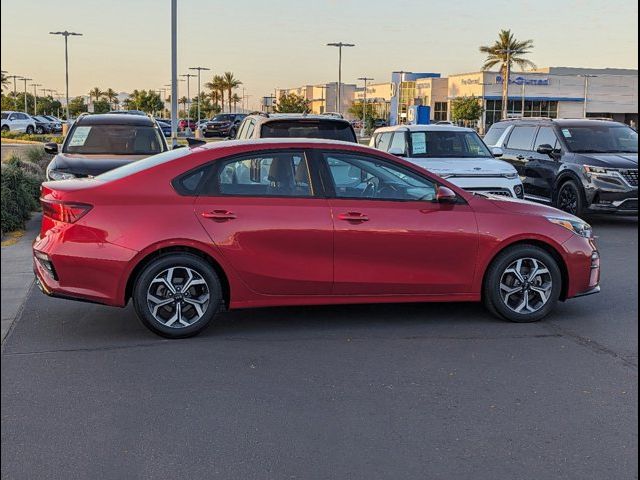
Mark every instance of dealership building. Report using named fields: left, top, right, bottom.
left=351, top=67, right=638, bottom=130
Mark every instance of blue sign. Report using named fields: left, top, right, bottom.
left=408, top=105, right=431, bottom=125
left=495, top=75, right=550, bottom=86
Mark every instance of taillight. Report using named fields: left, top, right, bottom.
left=41, top=199, right=92, bottom=223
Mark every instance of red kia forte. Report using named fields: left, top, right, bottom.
left=33, top=139, right=601, bottom=338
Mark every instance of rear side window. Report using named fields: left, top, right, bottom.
left=389, top=132, right=407, bottom=154
left=483, top=125, right=508, bottom=146
left=260, top=120, right=356, bottom=142
left=506, top=126, right=538, bottom=151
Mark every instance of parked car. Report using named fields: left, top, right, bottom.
left=203, top=114, right=247, bottom=138
left=30, top=115, right=54, bottom=134
left=435, top=121, right=455, bottom=126
left=373, top=119, right=388, bottom=128
left=1, top=111, right=36, bottom=133
left=105, top=110, right=147, bottom=116
left=34, top=139, right=600, bottom=338
left=178, top=118, right=197, bottom=131
left=234, top=113, right=357, bottom=142
left=43, top=113, right=169, bottom=180
left=40, top=115, right=63, bottom=133
left=371, top=125, right=524, bottom=198
left=484, top=118, right=638, bottom=216
left=156, top=120, right=172, bottom=137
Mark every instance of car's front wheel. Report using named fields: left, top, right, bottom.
left=556, top=179, right=585, bottom=217
left=132, top=253, right=223, bottom=338
left=36, top=126, right=44, bottom=134
left=1, top=125, right=9, bottom=132
left=25, top=125, right=34, bottom=134
left=483, top=245, right=562, bottom=323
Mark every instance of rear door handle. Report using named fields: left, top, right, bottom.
left=201, top=210, right=237, bottom=221
left=337, top=212, right=369, bottom=223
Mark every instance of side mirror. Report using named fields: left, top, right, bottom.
left=387, top=146, right=405, bottom=156
left=436, top=186, right=458, bottom=203
left=491, top=147, right=504, bottom=158
left=536, top=144, right=555, bottom=156
left=44, top=142, right=58, bottom=154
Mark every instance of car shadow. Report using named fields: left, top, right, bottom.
left=586, top=214, right=638, bottom=228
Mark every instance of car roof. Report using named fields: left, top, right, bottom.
left=191, top=137, right=363, bottom=153
left=245, top=113, right=351, bottom=124
left=494, top=118, right=627, bottom=128
left=374, top=124, right=475, bottom=133
left=75, top=113, right=156, bottom=126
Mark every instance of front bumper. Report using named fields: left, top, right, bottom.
left=446, top=176, right=524, bottom=198
left=205, top=125, right=232, bottom=135
left=584, top=173, right=638, bottom=215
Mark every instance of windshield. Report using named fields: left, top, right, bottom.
left=561, top=125, right=638, bottom=153
left=212, top=115, right=235, bottom=122
left=1, top=113, right=8, bottom=119
left=64, top=124, right=165, bottom=155
left=261, top=120, right=357, bottom=142
left=409, top=131, right=493, bottom=158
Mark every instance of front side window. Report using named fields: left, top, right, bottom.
left=323, top=152, right=436, bottom=201
left=561, top=125, right=638, bottom=153
left=64, top=124, right=165, bottom=155
left=506, top=126, right=538, bottom=151
left=534, top=126, right=560, bottom=150
left=217, top=151, right=313, bottom=197
left=408, top=131, right=492, bottom=158
left=389, top=132, right=407, bottom=154
left=376, top=132, right=393, bottom=151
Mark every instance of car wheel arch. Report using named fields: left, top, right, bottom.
left=123, top=244, right=231, bottom=309
left=481, top=238, right=570, bottom=302
left=553, top=169, right=584, bottom=203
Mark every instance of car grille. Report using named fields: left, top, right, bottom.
left=620, top=199, right=638, bottom=211
left=620, top=169, right=638, bottom=187
left=468, top=188, right=514, bottom=198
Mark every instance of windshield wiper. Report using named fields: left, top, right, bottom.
left=571, top=149, right=610, bottom=153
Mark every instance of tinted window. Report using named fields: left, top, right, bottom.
left=324, top=153, right=436, bottom=201
left=376, top=132, right=393, bottom=151
left=173, top=165, right=211, bottom=195
left=409, top=131, right=492, bottom=158
left=1, top=113, right=8, bottom=120
left=560, top=125, right=638, bottom=153
left=534, top=127, right=560, bottom=150
left=217, top=152, right=313, bottom=197
left=17, top=113, right=29, bottom=120
left=212, top=114, right=235, bottom=122
left=506, top=126, right=538, bottom=150
left=97, top=148, right=191, bottom=181
left=64, top=124, right=165, bottom=155
left=260, top=120, right=356, bottom=142
left=483, top=124, right=508, bottom=146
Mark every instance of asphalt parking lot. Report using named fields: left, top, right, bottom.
left=1, top=216, right=637, bottom=480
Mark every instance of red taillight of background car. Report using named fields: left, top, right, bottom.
left=41, top=199, right=92, bottom=223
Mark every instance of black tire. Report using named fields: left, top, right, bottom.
left=26, top=125, right=35, bottom=134
left=1, top=125, right=9, bottom=132
left=556, top=179, right=585, bottom=217
left=36, top=126, right=44, bottom=134
left=483, top=245, right=562, bottom=323
left=228, top=127, right=237, bottom=138
left=132, top=253, right=223, bottom=338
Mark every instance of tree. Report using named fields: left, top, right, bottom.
left=123, top=90, right=163, bottom=114
left=89, top=87, right=103, bottom=104
left=93, top=99, right=111, bottom=114
left=274, top=93, right=310, bottom=113
left=68, top=96, right=88, bottom=117
left=206, top=75, right=226, bottom=112
left=223, top=72, right=242, bottom=112
left=480, top=29, right=535, bottom=119
left=450, top=96, right=484, bottom=126
left=103, top=88, right=117, bottom=110
left=178, top=96, right=188, bottom=118
left=348, top=101, right=378, bottom=129
left=1, top=72, right=9, bottom=93
left=230, top=93, right=242, bottom=112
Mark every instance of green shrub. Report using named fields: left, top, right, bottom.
left=4, top=154, right=44, bottom=178
left=1, top=163, right=41, bottom=233
left=1, top=130, right=64, bottom=144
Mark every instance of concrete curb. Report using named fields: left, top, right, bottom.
left=1, top=213, right=41, bottom=344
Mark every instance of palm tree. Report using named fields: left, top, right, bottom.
left=206, top=75, right=226, bottom=112
left=230, top=93, right=242, bottom=112
left=223, top=72, right=242, bottom=112
left=479, top=29, right=535, bottom=119
left=208, top=89, right=221, bottom=110
left=103, top=88, right=117, bottom=110
left=1, top=72, right=9, bottom=93
left=178, top=96, right=188, bottom=118
left=89, top=87, right=103, bottom=104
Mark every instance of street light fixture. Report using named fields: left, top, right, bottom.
left=31, top=83, right=42, bottom=115
left=21, top=77, right=33, bottom=113
left=49, top=30, right=83, bottom=121
left=189, top=66, right=211, bottom=129
left=180, top=73, right=196, bottom=129
left=357, top=77, right=373, bottom=137
left=326, top=42, right=355, bottom=114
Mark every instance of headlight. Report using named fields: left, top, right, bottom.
left=584, top=165, right=617, bottom=176
left=48, top=170, right=76, bottom=181
left=504, top=171, right=519, bottom=179
left=547, top=216, right=593, bottom=238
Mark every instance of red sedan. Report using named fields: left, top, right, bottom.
left=33, top=139, right=601, bottom=338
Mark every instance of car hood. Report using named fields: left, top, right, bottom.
left=50, top=153, right=150, bottom=177
left=476, top=192, right=579, bottom=219
left=404, top=157, right=517, bottom=177
left=577, top=153, right=638, bottom=168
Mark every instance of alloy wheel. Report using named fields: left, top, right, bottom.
left=558, top=184, right=578, bottom=215
left=499, top=258, right=553, bottom=314
left=146, top=266, right=210, bottom=328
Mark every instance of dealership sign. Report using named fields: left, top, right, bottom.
left=495, top=75, right=550, bottom=86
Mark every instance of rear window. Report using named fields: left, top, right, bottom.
left=483, top=125, right=508, bottom=146
left=96, top=147, right=191, bottom=181
left=65, top=124, right=165, bottom=155
left=260, top=120, right=357, bottom=143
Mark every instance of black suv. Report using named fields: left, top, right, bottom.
left=485, top=118, right=638, bottom=216
left=44, top=113, right=168, bottom=180
left=203, top=114, right=247, bottom=138
left=233, top=113, right=358, bottom=143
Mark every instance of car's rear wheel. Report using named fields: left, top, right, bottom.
left=132, top=253, right=223, bottom=338
left=483, top=245, right=562, bottom=323
left=26, top=125, right=34, bottom=134
left=556, top=180, right=585, bottom=217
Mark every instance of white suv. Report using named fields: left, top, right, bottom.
left=1, top=111, right=36, bottom=133
left=370, top=124, right=524, bottom=198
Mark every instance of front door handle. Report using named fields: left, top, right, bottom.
left=201, top=210, right=237, bottom=221
left=337, top=212, right=370, bottom=223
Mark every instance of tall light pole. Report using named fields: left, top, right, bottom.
left=21, top=77, right=32, bottom=113
left=170, top=0, right=178, bottom=147
left=189, top=66, right=210, bottom=129
left=7, top=75, right=22, bottom=110
left=357, top=77, right=373, bottom=136
left=49, top=31, right=83, bottom=121
left=31, top=83, right=42, bottom=115
left=580, top=74, right=597, bottom=118
left=180, top=73, right=195, bottom=124
left=327, top=42, right=355, bottom=115
left=497, top=48, right=514, bottom=121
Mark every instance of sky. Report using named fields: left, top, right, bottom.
left=1, top=0, right=638, bottom=110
